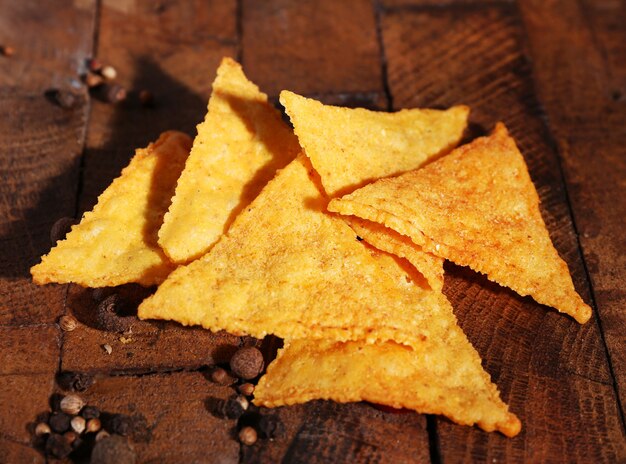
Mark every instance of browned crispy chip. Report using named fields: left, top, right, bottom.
left=31, top=131, right=192, bottom=287
left=329, top=123, right=591, bottom=323
left=255, top=335, right=521, bottom=437
left=158, top=58, right=301, bottom=264
left=280, top=90, right=469, bottom=196
left=139, top=156, right=453, bottom=347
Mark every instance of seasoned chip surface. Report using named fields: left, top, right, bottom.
left=329, top=123, right=591, bottom=323
left=139, top=156, right=453, bottom=346
left=344, top=217, right=444, bottom=291
left=255, top=334, right=521, bottom=437
left=158, top=58, right=300, bottom=263
left=31, top=131, right=192, bottom=287
left=280, top=90, right=469, bottom=196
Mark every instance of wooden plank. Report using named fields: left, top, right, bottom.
left=0, top=0, right=96, bottom=458
left=62, top=1, right=240, bottom=375
left=241, top=402, right=430, bottom=464
left=381, top=4, right=626, bottom=462
left=0, top=0, right=95, bottom=92
left=518, top=0, right=626, bottom=422
left=78, top=371, right=240, bottom=463
left=61, top=282, right=240, bottom=374
left=0, top=0, right=95, bottom=328
left=241, top=0, right=385, bottom=107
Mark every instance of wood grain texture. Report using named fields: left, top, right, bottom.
left=519, top=0, right=626, bottom=423
left=1, top=0, right=625, bottom=462
left=0, top=1, right=96, bottom=458
left=0, top=0, right=96, bottom=328
left=381, top=4, right=626, bottom=462
left=0, top=0, right=95, bottom=92
left=63, top=0, right=241, bottom=373
left=78, top=372, right=240, bottom=463
left=241, top=0, right=384, bottom=105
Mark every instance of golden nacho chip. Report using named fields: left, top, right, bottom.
left=255, top=334, right=521, bottom=437
left=139, top=156, right=453, bottom=346
left=31, top=131, right=192, bottom=287
left=280, top=90, right=469, bottom=196
left=158, top=58, right=300, bottom=263
left=345, top=217, right=444, bottom=291
left=329, top=123, right=591, bottom=323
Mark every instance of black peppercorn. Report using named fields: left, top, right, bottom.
left=212, top=395, right=246, bottom=420
left=230, top=347, right=264, bottom=380
left=57, top=371, right=95, bottom=392
left=47, top=89, right=80, bottom=109
left=107, top=414, right=132, bottom=436
left=45, top=433, right=72, bottom=458
left=49, top=412, right=71, bottom=434
left=257, top=414, right=283, bottom=439
left=81, top=405, right=100, bottom=420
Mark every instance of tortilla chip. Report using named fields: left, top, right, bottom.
left=280, top=90, right=469, bottom=196
left=31, top=131, right=192, bottom=287
left=329, top=123, right=591, bottom=323
left=255, top=335, right=521, bottom=437
left=139, top=156, right=453, bottom=347
left=345, top=217, right=444, bottom=291
left=158, top=58, right=300, bottom=264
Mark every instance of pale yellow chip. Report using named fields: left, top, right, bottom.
left=345, top=217, right=444, bottom=291
left=158, top=58, right=301, bottom=264
left=329, top=123, right=591, bottom=323
left=139, top=156, right=454, bottom=347
left=255, top=334, right=521, bottom=437
left=31, top=131, right=192, bottom=287
left=280, top=90, right=469, bottom=196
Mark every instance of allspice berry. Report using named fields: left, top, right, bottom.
left=238, top=426, right=257, bottom=446
left=71, top=415, right=86, bottom=434
left=35, top=422, right=51, bottom=437
left=210, top=367, right=236, bottom=386
left=238, top=383, right=255, bottom=396
left=60, top=394, right=85, bottom=415
left=59, top=315, right=78, bottom=332
left=230, top=347, right=264, bottom=380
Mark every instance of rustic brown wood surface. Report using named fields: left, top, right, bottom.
left=0, top=0, right=624, bottom=463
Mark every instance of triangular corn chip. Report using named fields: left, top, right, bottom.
left=31, top=131, right=192, bottom=287
left=255, top=335, right=521, bottom=437
left=158, top=58, right=300, bottom=263
left=344, top=217, right=444, bottom=291
left=280, top=90, right=469, bottom=196
left=139, top=156, right=453, bottom=347
left=329, top=123, right=591, bottom=323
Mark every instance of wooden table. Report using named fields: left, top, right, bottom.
left=1, top=0, right=625, bottom=462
